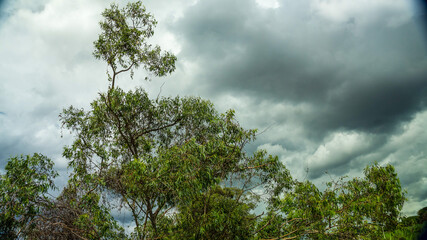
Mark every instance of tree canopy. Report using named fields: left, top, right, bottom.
left=93, top=1, right=176, bottom=89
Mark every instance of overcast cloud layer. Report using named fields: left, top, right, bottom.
left=1, top=0, right=427, bottom=220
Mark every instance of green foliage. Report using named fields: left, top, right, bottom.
left=60, top=86, right=290, bottom=239
left=0, top=154, right=124, bottom=239
left=174, top=186, right=257, bottom=240
left=93, top=1, right=176, bottom=88
left=26, top=180, right=126, bottom=239
left=0, top=154, right=57, bottom=239
left=400, top=215, right=420, bottom=227
left=255, top=211, right=286, bottom=239
left=418, top=206, right=427, bottom=223
left=61, top=2, right=292, bottom=238
left=48, top=182, right=126, bottom=239
left=363, top=162, right=406, bottom=230
left=384, top=223, right=424, bottom=240
left=257, top=163, right=406, bottom=240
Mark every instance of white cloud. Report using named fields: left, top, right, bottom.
left=311, top=0, right=413, bottom=27
left=308, top=131, right=375, bottom=172
left=256, top=0, right=280, bottom=9
left=0, top=0, right=108, bottom=170
left=258, top=143, right=287, bottom=156
left=388, top=110, right=427, bottom=150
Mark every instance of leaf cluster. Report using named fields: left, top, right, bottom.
left=0, top=154, right=57, bottom=239
left=257, top=163, right=406, bottom=240
left=93, top=1, right=176, bottom=88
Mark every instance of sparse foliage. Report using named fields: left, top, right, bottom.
left=93, top=1, right=176, bottom=89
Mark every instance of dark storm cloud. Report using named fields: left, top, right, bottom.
left=0, top=0, right=7, bottom=20
left=315, top=73, right=427, bottom=133
left=173, top=0, right=427, bottom=137
left=415, top=0, right=427, bottom=27
left=0, top=0, right=47, bottom=18
left=0, top=138, right=20, bottom=169
left=170, top=0, right=427, bottom=213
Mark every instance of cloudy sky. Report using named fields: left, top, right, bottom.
left=1, top=0, right=427, bottom=217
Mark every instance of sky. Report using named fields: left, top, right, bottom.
left=0, top=0, right=427, bottom=219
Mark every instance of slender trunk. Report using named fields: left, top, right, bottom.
left=147, top=200, right=158, bottom=237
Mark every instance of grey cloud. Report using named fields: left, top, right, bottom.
left=0, top=138, right=21, bottom=169
left=0, top=0, right=8, bottom=21
left=169, top=0, right=427, bottom=214
left=316, top=72, right=427, bottom=133
left=112, top=208, right=135, bottom=226
left=0, top=0, right=5, bottom=11
left=173, top=0, right=427, bottom=137
left=0, top=0, right=108, bottom=170
left=413, top=0, right=427, bottom=47
left=1, top=0, right=48, bottom=15
left=306, top=132, right=387, bottom=178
